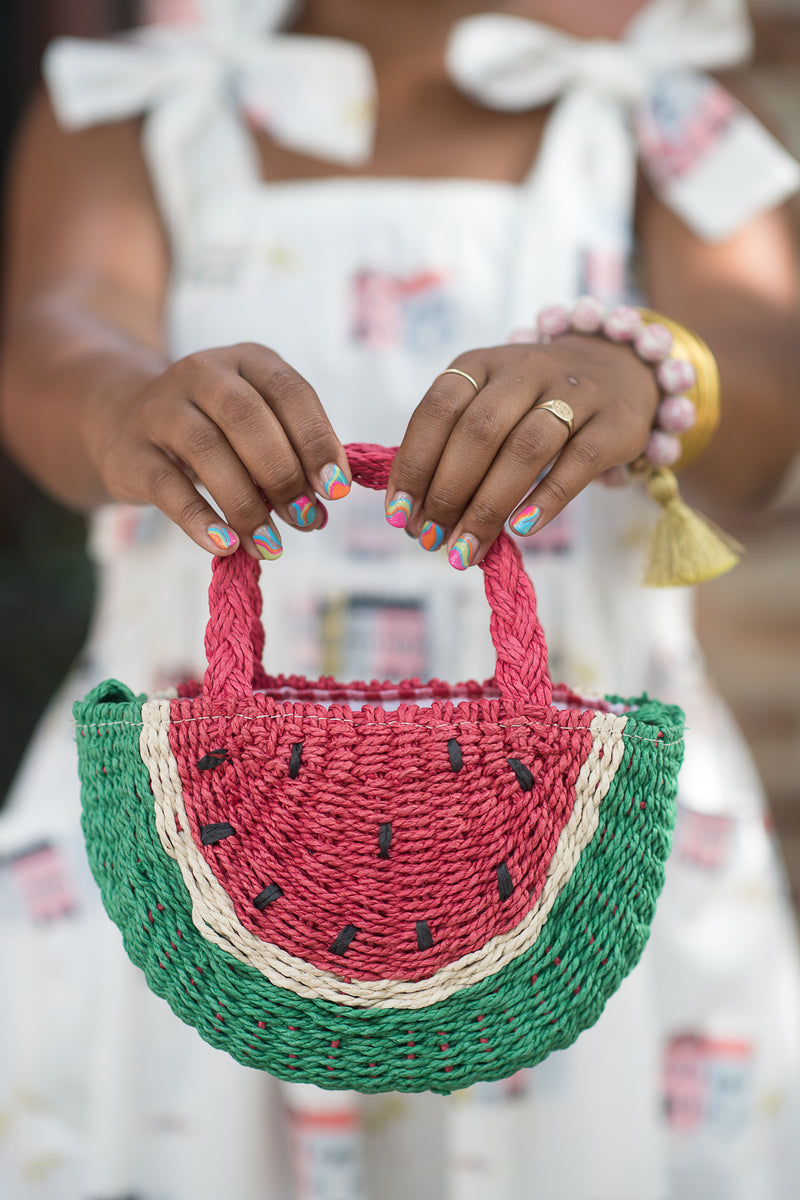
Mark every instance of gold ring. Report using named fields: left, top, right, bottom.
left=436, top=367, right=480, bottom=393
left=534, top=398, right=574, bottom=438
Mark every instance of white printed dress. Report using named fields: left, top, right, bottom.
left=2, top=1, right=800, bottom=1198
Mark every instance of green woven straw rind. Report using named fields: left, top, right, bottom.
left=74, top=685, right=682, bottom=1093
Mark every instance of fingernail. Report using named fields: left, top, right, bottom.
left=386, top=492, right=413, bottom=528
left=510, top=504, right=541, bottom=536
left=290, top=495, right=317, bottom=527
left=449, top=534, right=479, bottom=570
left=419, top=521, right=445, bottom=552
left=252, top=525, right=283, bottom=560
left=207, top=523, right=238, bottom=551
left=319, top=463, right=351, bottom=500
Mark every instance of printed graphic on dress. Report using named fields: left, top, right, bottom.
left=635, top=70, right=736, bottom=186
left=108, top=504, right=163, bottom=549
left=663, top=1034, right=754, bottom=1138
left=350, top=269, right=456, bottom=351
left=287, top=1102, right=368, bottom=1200
left=673, top=806, right=736, bottom=871
left=319, top=596, right=429, bottom=681
left=576, top=246, right=627, bottom=304
left=1, top=841, right=78, bottom=921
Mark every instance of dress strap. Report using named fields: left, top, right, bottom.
left=446, top=0, right=800, bottom=319
left=43, top=3, right=376, bottom=255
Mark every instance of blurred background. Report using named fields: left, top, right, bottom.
left=1, top=0, right=799, bottom=910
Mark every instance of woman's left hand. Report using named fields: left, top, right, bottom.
left=385, top=336, right=660, bottom=567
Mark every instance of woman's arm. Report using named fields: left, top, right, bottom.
left=0, top=91, right=349, bottom=555
left=0, top=89, right=171, bottom=507
left=637, top=177, right=800, bottom=513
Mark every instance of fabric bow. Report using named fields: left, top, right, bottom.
left=43, top=0, right=376, bottom=247
left=447, top=0, right=752, bottom=108
left=446, top=0, right=799, bottom=243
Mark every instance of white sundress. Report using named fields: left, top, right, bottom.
left=2, top=1, right=800, bottom=1198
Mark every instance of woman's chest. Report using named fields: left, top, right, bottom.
left=169, top=179, right=527, bottom=395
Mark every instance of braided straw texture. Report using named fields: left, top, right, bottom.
left=74, top=444, right=684, bottom=1093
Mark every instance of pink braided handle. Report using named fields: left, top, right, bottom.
left=204, top=444, right=552, bottom=708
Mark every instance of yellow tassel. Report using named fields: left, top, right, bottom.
left=642, top=467, right=744, bottom=587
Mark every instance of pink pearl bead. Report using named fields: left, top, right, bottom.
left=537, top=305, right=571, bottom=337
left=656, top=356, right=697, bottom=394
left=657, top=395, right=697, bottom=434
left=603, top=305, right=643, bottom=343
left=508, top=327, right=538, bottom=344
left=645, top=430, right=682, bottom=467
left=570, top=296, right=606, bottom=333
left=635, top=323, right=674, bottom=363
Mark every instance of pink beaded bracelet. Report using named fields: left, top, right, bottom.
left=513, top=296, right=719, bottom=476
left=511, top=298, right=738, bottom=588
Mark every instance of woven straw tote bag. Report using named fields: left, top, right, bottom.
left=74, top=443, right=684, bottom=1094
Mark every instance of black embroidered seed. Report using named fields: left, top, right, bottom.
left=507, top=757, right=534, bottom=792
left=330, top=924, right=358, bottom=955
left=196, top=748, right=228, bottom=771
left=416, top=920, right=434, bottom=951
left=447, top=738, right=463, bottom=771
left=497, top=861, right=515, bottom=902
left=378, top=822, right=393, bottom=859
left=253, top=884, right=283, bottom=909
left=200, top=822, right=236, bottom=846
left=288, top=742, right=304, bottom=779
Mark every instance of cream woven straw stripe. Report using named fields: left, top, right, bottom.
left=141, top=700, right=627, bottom=1010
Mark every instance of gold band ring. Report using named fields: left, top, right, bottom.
left=534, top=398, right=574, bottom=438
left=436, top=367, right=480, bottom=393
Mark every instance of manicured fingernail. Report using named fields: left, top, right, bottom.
left=252, top=525, right=283, bottom=560
left=419, top=521, right=446, bottom=551
left=290, top=495, right=317, bottom=527
left=386, top=493, right=413, bottom=528
left=510, top=504, right=541, bottom=535
left=449, top=534, right=478, bottom=570
left=319, top=463, right=351, bottom=500
left=207, top=523, right=238, bottom=551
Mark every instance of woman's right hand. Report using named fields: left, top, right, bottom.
left=85, top=342, right=351, bottom=558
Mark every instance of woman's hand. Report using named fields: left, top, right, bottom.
left=386, top=335, right=659, bottom=567
left=84, top=342, right=351, bottom=558
left=0, top=100, right=349, bottom=558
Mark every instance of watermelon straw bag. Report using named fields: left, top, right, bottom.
left=74, top=443, right=684, bottom=1094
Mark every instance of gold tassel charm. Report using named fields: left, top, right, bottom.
left=642, top=467, right=743, bottom=587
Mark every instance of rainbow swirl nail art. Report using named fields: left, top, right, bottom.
left=290, top=496, right=317, bottom=527
left=386, top=494, right=413, bottom=529
left=448, top=536, right=476, bottom=571
left=419, top=521, right=445, bottom=552
left=319, top=464, right=351, bottom=500
left=207, top=524, right=238, bottom=551
left=510, top=505, right=541, bottom=535
left=252, top=525, right=283, bottom=561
